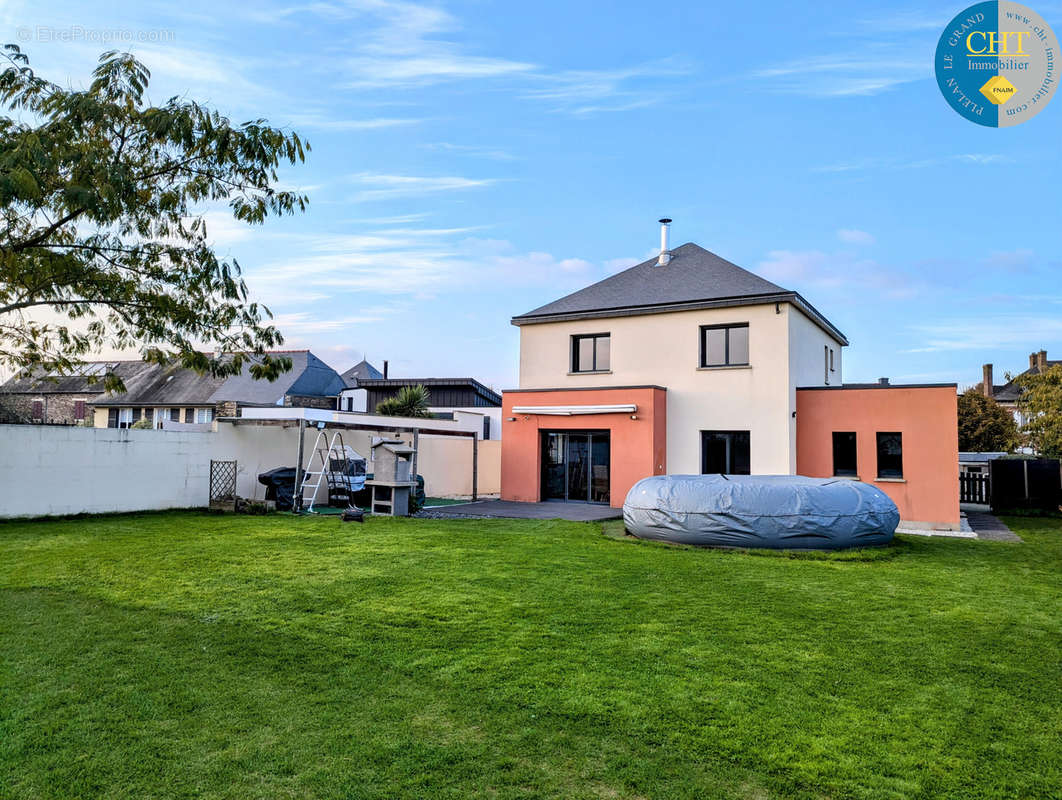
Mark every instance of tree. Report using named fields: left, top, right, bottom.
left=0, top=46, right=310, bottom=390
left=1014, top=364, right=1062, bottom=457
left=957, top=387, right=1019, bottom=452
left=375, top=385, right=432, bottom=418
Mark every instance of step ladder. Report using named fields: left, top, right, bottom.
left=297, top=430, right=356, bottom=513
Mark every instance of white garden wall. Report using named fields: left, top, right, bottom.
left=0, top=421, right=499, bottom=518
left=0, top=424, right=214, bottom=517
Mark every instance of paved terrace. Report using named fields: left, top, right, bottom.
left=417, top=500, right=622, bottom=522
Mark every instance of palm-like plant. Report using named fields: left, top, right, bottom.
left=375, top=385, right=432, bottom=418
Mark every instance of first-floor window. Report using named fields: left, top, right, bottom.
left=700, top=324, right=749, bottom=367
left=195, top=407, right=213, bottom=424
left=832, top=432, right=857, bottom=476
left=169, top=408, right=180, bottom=422
left=184, top=408, right=194, bottom=424
left=571, top=333, right=610, bottom=372
left=876, top=432, right=903, bottom=478
left=701, top=430, right=751, bottom=475
left=118, top=408, right=133, bottom=428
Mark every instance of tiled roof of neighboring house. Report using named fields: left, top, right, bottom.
left=208, top=351, right=346, bottom=406
left=511, top=242, right=848, bottom=345
left=993, top=358, right=1061, bottom=403
left=340, top=359, right=384, bottom=389
left=358, top=377, right=502, bottom=406
left=0, top=361, right=153, bottom=395
left=5, top=350, right=347, bottom=408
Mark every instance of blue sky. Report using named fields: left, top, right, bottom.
left=5, top=0, right=1062, bottom=389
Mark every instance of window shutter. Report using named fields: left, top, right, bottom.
left=32, top=400, right=43, bottom=419
left=74, top=400, right=86, bottom=420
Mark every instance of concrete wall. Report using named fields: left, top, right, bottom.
left=517, top=302, right=840, bottom=475
left=501, top=387, right=667, bottom=507
left=0, top=424, right=214, bottom=517
left=0, top=421, right=499, bottom=518
left=796, top=385, right=960, bottom=529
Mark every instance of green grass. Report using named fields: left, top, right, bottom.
left=1, top=513, right=1060, bottom=800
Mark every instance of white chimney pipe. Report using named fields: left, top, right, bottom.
left=657, top=218, right=672, bottom=266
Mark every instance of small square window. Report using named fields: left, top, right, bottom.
left=700, top=324, right=749, bottom=367
left=571, top=334, right=610, bottom=372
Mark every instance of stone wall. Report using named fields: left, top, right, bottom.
left=0, top=393, right=95, bottom=425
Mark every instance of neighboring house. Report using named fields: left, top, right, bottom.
left=358, top=377, right=503, bottom=440
left=0, top=361, right=145, bottom=425
left=337, top=359, right=503, bottom=440
left=959, top=451, right=1007, bottom=476
left=979, top=351, right=1058, bottom=427
left=93, top=350, right=347, bottom=428
left=500, top=221, right=959, bottom=529
left=0, top=350, right=347, bottom=429
left=338, top=359, right=384, bottom=413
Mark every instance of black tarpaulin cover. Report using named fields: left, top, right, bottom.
left=623, top=474, right=898, bottom=549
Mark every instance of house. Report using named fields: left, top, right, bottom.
left=0, top=361, right=150, bottom=425
left=979, top=351, right=1058, bottom=427
left=500, top=220, right=959, bottom=530
left=338, top=360, right=503, bottom=440
left=337, top=359, right=384, bottom=413
left=0, top=350, right=347, bottom=429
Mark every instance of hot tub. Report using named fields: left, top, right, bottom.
left=623, top=474, right=898, bottom=549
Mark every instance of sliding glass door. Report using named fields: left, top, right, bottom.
left=540, top=431, right=610, bottom=503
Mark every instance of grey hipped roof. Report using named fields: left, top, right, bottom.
left=512, top=242, right=848, bottom=345
left=340, top=359, right=384, bottom=389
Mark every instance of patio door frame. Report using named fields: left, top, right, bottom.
left=540, top=430, right=610, bottom=504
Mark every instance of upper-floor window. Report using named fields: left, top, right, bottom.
left=571, top=333, right=610, bottom=372
left=700, top=323, right=749, bottom=368
left=196, top=407, right=214, bottom=424
left=876, top=432, right=903, bottom=479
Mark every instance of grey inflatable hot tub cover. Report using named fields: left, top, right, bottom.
left=623, top=474, right=898, bottom=549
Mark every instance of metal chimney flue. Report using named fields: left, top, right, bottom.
left=657, top=218, right=672, bottom=266
left=383, top=360, right=389, bottom=379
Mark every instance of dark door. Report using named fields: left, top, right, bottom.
left=541, top=431, right=610, bottom=503
left=701, top=431, right=751, bottom=475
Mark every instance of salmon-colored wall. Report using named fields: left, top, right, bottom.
left=501, top=387, right=667, bottom=508
left=796, top=386, right=959, bottom=528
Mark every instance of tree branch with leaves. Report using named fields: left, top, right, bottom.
left=0, top=46, right=310, bottom=390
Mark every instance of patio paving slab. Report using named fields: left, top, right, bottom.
left=965, top=511, right=1023, bottom=542
left=415, top=500, right=622, bottom=522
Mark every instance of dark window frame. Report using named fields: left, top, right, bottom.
left=700, top=430, right=752, bottom=475
left=832, top=431, right=858, bottom=477
left=876, top=432, right=904, bottom=479
left=699, top=323, right=750, bottom=368
left=571, top=333, right=610, bottom=373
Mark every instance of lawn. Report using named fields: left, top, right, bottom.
left=1, top=513, right=1060, bottom=800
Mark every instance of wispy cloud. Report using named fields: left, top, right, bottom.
left=346, top=173, right=498, bottom=201
left=907, top=315, right=1062, bottom=352
left=420, top=142, right=517, bottom=160
left=523, top=59, right=693, bottom=114
left=837, top=228, right=875, bottom=245
left=284, top=114, right=424, bottom=131
left=756, top=249, right=923, bottom=299
left=813, top=153, right=1013, bottom=173
left=753, top=48, right=927, bottom=97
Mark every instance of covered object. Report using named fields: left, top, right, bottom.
left=623, top=475, right=898, bottom=549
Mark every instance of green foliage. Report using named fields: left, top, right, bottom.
left=1015, top=364, right=1062, bottom=457
left=1, top=512, right=1062, bottom=798
left=129, top=417, right=153, bottom=429
left=375, top=384, right=431, bottom=418
left=958, top=387, right=1020, bottom=452
left=0, top=46, right=311, bottom=391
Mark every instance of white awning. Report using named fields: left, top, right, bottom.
left=510, top=404, right=637, bottom=416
